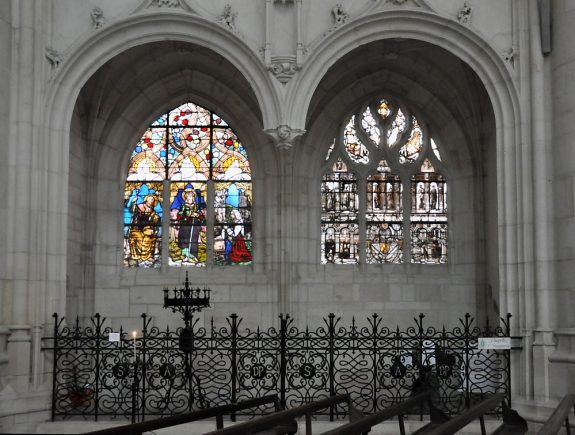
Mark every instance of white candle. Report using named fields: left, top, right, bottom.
left=132, top=331, right=137, bottom=361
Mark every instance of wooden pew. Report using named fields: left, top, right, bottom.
left=536, top=394, right=575, bottom=435
left=85, top=394, right=282, bottom=435
left=203, top=393, right=363, bottom=435
left=320, top=392, right=435, bottom=435
left=416, top=393, right=527, bottom=435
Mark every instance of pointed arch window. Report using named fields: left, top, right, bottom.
left=124, top=102, right=253, bottom=267
left=321, top=98, right=447, bottom=264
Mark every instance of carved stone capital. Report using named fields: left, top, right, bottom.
left=265, top=125, right=305, bottom=151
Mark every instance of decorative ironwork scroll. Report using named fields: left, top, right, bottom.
left=45, top=312, right=513, bottom=422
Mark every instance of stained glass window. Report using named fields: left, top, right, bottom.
left=410, top=159, right=447, bottom=264
left=321, top=159, right=359, bottom=264
left=322, top=98, right=448, bottom=264
left=366, top=160, right=403, bottom=263
left=124, top=102, right=252, bottom=267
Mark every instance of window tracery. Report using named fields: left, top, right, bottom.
left=321, top=97, right=447, bottom=264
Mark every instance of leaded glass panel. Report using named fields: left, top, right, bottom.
left=127, top=128, right=167, bottom=181
left=212, top=177, right=253, bottom=266
left=321, top=223, right=359, bottom=264
left=168, top=103, right=211, bottom=126
left=399, top=117, right=423, bottom=164
left=212, top=128, right=251, bottom=180
left=124, top=182, right=163, bottom=267
left=323, top=97, right=448, bottom=266
left=214, top=182, right=253, bottom=266
left=344, top=116, right=370, bottom=164
left=321, top=160, right=359, bottom=264
left=361, top=107, right=381, bottom=146
left=387, top=108, right=407, bottom=146
left=124, top=101, right=252, bottom=267
left=410, top=159, right=447, bottom=264
left=168, top=182, right=207, bottom=266
left=366, top=160, right=403, bottom=263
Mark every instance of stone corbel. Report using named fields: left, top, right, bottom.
left=502, top=46, right=518, bottom=67
left=45, top=47, right=62, bottom=68
left=265, top=125, right=306, bottom=151
left=268, top=55, right=300, bottom=84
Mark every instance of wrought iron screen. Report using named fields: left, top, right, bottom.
left=45, top=312, right=512, bottom=422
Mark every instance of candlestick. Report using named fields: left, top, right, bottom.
left=132, top=331, right=137, bottom=362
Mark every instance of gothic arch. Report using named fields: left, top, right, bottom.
left=42, top=13, right=281, bottom=319
left=289, top=9, right=527, bottom=326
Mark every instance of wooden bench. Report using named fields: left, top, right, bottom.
left=203, top=393, right=363, bottom=435
left=320, top=392, right=435, bottom=435
left=536, top=394, right=575, bottom=435
left=415, top=393, right=527, bottom=435
left=84, top=394, right=282, bottom=435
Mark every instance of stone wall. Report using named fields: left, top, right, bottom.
left=0, top=0, right=572, bottom=432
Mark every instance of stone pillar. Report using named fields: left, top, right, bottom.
left=265, top=125, right=305, bottom=315
left=2, top=0, right=52, bottom=396
left=6, top=326, right=31, bottom=392
left=546, top=0, right=575, bottom=403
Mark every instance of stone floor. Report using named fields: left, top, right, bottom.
left=36, top=417, right=546, bottom=434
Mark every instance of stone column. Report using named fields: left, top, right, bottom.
left=265, top=125, right=305, bottom=315
left=3, top=0, right=52, bottom=395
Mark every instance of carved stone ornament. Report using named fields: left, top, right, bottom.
left=217, top=4, right=237, bottom=32
left=91, top=7, right=105, bottom=30
left=136, top=0, right=195, bottom=12
left=331, top=3, right=349, bottom=28
left=274, top=0, right=294, bottom=4
left=268, top=56, right=300, bottom=84
left=388, top=0, right=409, bottom=4
left=156, top=0, right=180, bottom=6
left=457, top=2, right=472, bottom=25
left=502, top=46, right=518, bottom=64
left=265, top=125, right=306, bottom=151
left=45, top=47, right=62, bottom=68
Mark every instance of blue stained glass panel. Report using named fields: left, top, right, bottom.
left=123, top=182, right=163, bottom=267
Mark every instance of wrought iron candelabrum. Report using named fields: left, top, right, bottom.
left=163, top=271, right=210, bottom=353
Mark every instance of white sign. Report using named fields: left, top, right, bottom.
left=108, top=332, right=120, bottom=342
left=477, top=337, right=511, bottom=350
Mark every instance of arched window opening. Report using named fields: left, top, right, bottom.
left=124, top=102, right=252, bottom=268
left=322, top=97, right=447, bottom=265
